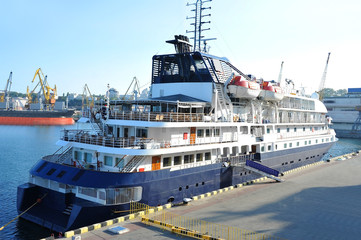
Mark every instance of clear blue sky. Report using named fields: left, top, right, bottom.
left=1, top=0, right=360, bottom=96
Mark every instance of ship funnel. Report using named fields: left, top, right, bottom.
left=166, top=35, right=192, bottom=53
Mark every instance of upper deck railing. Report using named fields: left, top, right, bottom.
left=108, top=111, right=206, bottom=123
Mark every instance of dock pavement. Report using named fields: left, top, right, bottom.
left=57, top=152, right=361, bottom=240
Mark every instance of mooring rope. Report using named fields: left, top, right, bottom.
left=0, top=193, right=47, bottom=231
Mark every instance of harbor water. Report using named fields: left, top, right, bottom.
left=0, top=125, right=360, bottom=240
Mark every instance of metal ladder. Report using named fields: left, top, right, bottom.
left=55, top=146, right=73, bottom=164
left=121, top=156, right=144, bottom=173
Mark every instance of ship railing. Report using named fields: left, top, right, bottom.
left=219, top=153, right=257, bottom=167
left=61, top=129, right=154, bottom=148
left=277, top=129, right=330, bottom=139
left=108, top=111, right=206, bottom=122
left=61, top=129, right=239, bottom=149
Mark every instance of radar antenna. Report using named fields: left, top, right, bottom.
left=186, top=0, right=216, bottom=52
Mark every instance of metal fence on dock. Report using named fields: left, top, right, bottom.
left=130, top=201, right=285, bottom=240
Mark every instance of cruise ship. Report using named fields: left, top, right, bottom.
left=17, top=1, right=336, bottom=233
left=324, top=88, right=361, bottom=138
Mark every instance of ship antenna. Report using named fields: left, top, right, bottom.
left=186, top=0, right=216, bottom=53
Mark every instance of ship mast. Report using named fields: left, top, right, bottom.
left=186, top=0, right=216, bottom=53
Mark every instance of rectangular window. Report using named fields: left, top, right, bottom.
left=289, top=143, right=292, bottom=147
left=174, top=156, right=182, bottom=165
left=297, top=142, right=300, bottom=146
left=197, top=129, right=204, bottom=138
left=277, top=128, right=280, bottom=133
left=136, top=128, right=148, bottom=138
left=196, top=153, right=203, bottom=162
left=205, top=152, right=211, bottom=160
left=309, top=140, right=311, bottom=144
left=214, top=129, right=220, bottom=136
left=163, top=157, right=171, bottom=167
left=267, top=128, right=271, bottom=134
left=84, top=152, right=92, bottom=163
left=184, top=155, right=194, bottom=164
left=284, top=143, right=287, bottom=148
left=104, top=156, right=113, bottom=166
left=294, top=128, right=297, bottom=132
left=287, top=128, right=290, bottom=132
left=205, top=129, right=211, bottom=137
left=303, top=127, right=305, bottom=132
left=305, top=141, right=307, bottom=145
left=268, top=145, right=272, bottom=151
left=261, top=146, right=265, bottom=152
left=74, top=151, right=82, bottom=161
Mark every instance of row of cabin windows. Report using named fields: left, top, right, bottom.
left=261, top=138, right=331, bottom=152
left=74, top=151, right=124, bottom=168
left=197, top=129, right=220, bottom=138
left=163, top=152, right=211, bottom=167
left=277, top=126, right=324, bottom=134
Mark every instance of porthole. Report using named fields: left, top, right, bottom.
left=186, top=185, right=189, bottom=189
left=179, top=187, right=182, bottom=191
left=202, top=182, right=205, bottom=185
left=196, top=183, right=199, bottom=187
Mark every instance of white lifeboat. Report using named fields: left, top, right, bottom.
left=259, top=81, right=284, bottom=101
left=228, top=76, right=261, bottom=99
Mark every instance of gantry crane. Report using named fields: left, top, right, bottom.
left=318, top=52, right=331, bottom=101
left=27, top=68, right=57, bottom=106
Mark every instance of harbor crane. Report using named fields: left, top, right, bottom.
left=0, top=72, right=12, bottom=107
left=122, top=77, right=141, bottom=100
left=27, top=68, right=57, bottom=106
left=317, top=52, right=331, bottom=101
left=82, top=84, right=94, bottom=110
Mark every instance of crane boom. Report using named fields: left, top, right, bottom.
left=318, top=52, right=331, bottom=101
left=1, top=72, right=12, bottom=103
left=277, top=61, right=284, bottom=84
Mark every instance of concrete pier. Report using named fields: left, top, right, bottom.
left=58, top=153, right=361, bottom=240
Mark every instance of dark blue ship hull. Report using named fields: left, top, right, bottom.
left=17, top=142, right=334, bottom=233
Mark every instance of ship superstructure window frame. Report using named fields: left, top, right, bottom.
left=174, top=156, right=182, bottom=165
left=104, top=156, right=113, bottom=166
left=74, top=150, right=82, bottom=161
left=196, top=153, right=203, bottom=162
left=163, top=157, right=171, bottom=167
left=84, top=152, right=92, bottom=163
left=205, top=152, right=211, bottom=160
